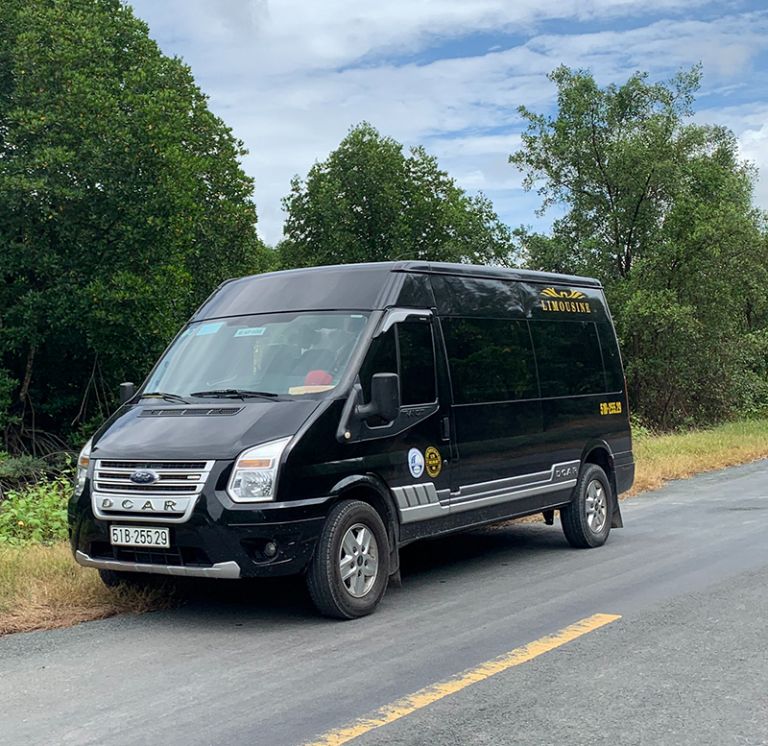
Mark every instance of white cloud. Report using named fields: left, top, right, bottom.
left=127, top=1, right=768, bottom=243
left=135, top=0, right=714, bottom=75
left=526, top=12, right=768, bottom=80
left=697, top=102, right=768, bottom=211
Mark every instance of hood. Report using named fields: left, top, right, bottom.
left=91, top=399, right=323, bottom=461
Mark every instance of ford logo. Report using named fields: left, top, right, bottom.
left=130, top=469, right=159, bottom=485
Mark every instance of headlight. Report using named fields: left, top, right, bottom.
left=227, top=437, right=291, bottom=503
left=74, top=438, right=92, bottom=496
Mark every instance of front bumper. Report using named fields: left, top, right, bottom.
left=69, top=477, right=330, bottom=579
left=75, top=551, right=241, bottom=579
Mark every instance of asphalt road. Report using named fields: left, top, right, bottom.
left=1, top=461, right=767, bottom=746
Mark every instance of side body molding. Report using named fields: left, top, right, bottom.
left=393, top=460, right=581, bottom=524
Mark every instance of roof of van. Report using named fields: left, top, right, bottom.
left=193, top=261, right=602, bottom=320
left=395, top=261, right=600, bottom=287
left=232, top=261, right=600, bottom=287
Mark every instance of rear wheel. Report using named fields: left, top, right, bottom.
left=306, top=499, right=390, bottom=619
left=561, top=463, right=612, bottom=548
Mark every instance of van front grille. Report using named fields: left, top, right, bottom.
left=92, top=459, right=215, bottom=523
left=98, top=460, right=209, bottom=471
left=93, top=460, right=213, bottom=496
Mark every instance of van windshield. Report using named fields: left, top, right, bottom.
left=144, top=312, right=371, bottom=399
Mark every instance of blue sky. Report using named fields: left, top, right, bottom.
left=128, top=0, right=768, bottom=246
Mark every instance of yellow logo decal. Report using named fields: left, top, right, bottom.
left=540, top=287, right=591, bottom=314
left=541, top=288, right=586, bottom=299
left=599, top=401, right=623, bottom=415
left=424, top=446, right=442, bottom=478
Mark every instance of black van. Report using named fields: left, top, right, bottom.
left=69, top=262, right=634, bottom=619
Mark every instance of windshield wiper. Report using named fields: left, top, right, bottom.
left=190, top=389, right=280, bottom=400
left=139, top=391, right=190, bottom=404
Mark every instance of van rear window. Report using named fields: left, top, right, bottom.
left=530, top=320, right=606, bottom=397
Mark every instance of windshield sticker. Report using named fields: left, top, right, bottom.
left=288, top=384, right=335, bottom=395
left=234, top=327, right=266, bottom=337
left=408, top=448, right=425, bottom=479
left=196, top=322, right=224, bottom=336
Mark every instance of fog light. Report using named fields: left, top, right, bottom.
left=264, top=541, right=278, bottom=558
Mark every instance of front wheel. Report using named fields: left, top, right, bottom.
left=306, top=499, right=390, bottom=619
left=560, top=464, right=613, bottom=548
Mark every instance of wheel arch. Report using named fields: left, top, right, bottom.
left=329, top=474, right=401, bottom=572
left=580, top=441, right=623, bottom=528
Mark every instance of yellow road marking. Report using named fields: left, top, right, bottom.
left=305, top=612, right=621, bottom=746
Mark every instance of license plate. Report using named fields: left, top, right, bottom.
left=110, top=525, right=170, bottom=549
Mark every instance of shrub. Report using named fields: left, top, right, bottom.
left=0, top=451, right=51, bottom=494
left=0, top=474, right=71, bottom=546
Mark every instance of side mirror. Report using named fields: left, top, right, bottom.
left=119, top=382, right=136, bottom=404
left=356, top=373, right=400, bottom=423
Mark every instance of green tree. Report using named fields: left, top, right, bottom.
left=510, top=66, right=767, bottom=428
left=0, top=0, right=269, bottom=451
left=280, top=123, right=515, bottom=268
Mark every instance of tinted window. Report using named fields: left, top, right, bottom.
left=442, top=318, right=538, bottom=404
left=398, top=321, right=436, bottom=405
left=359, top=328, right=397, bottom=404
left=358, top=322, right=436, bottom=406
left=430, top=275, right=532, bottom=317
left=397, top=273, right=435, bottom=308
left=596, top=323, right=624, bottom=392
left=530, top=320, right=606, bottom=397
left=196, top=267, right=391, bottom=319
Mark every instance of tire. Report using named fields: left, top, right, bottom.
left=98, top=569, right=163, bottom=591
left=306, top=499, right=390, bottom=620
left=560, top=464, right=613, bottom=549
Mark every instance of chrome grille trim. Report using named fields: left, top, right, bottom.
left=92, top=459, right=214, bottom=524
left=98, top=460, right=208, bottom=470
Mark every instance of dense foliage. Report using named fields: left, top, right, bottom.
left=0, top=0, right=269, bottom=452
left=280, top=123, right=516, bottom=268
left=0, top=451, right=57, bottom=493
left=0, top=472, right=70, bottom=545
left=511, top=66, right=768, bottom=428
left=1, top=0, right=765, bottom=458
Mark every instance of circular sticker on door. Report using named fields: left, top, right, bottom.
left=407, top=448, right=425, bottom=479
left=425, top=446, right=442, bottom=478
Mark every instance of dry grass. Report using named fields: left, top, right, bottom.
left=628, top=419, right=768, bottom=496
left=0, top=543, right=169, bottom=636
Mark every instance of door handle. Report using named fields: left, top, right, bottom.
left=440, top=416, right=450, bottom=441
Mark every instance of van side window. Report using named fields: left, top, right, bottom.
left=442, top=318, right=538, bottom=404
left=596, top=323, right=624, bottom=392
left=358, top=322, right=436, bottom=406
left=398, top=321, right=436, bottom=405
left=359, top=328, right=397, bottom=404
left=530, top=320, right=606, bottom=397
